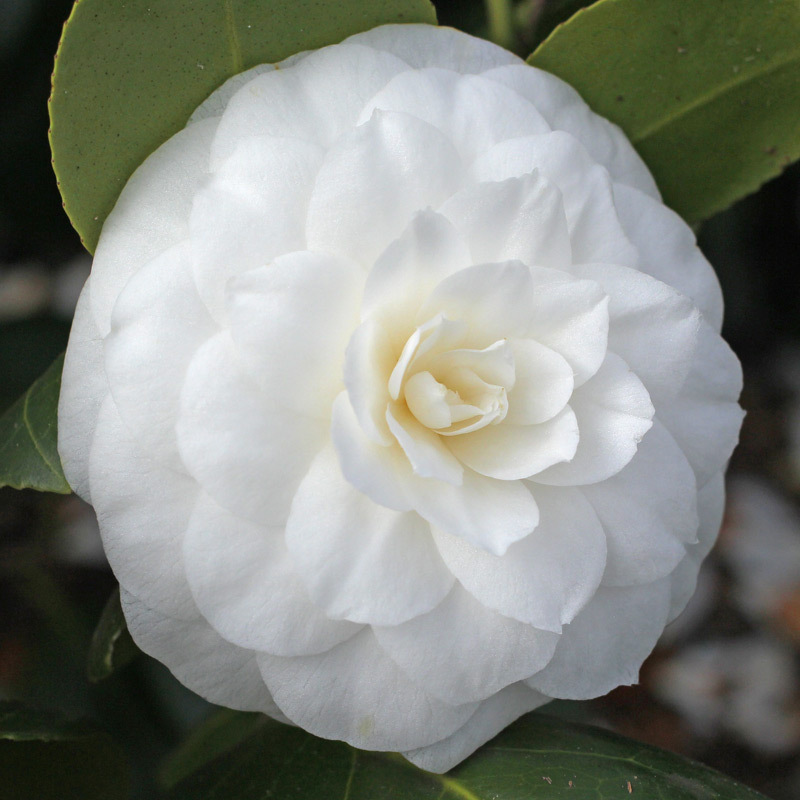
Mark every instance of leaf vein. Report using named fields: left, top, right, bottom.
left=633, top=50, right=800, bottom=143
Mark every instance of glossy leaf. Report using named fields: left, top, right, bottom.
left=0, top=701, right=128, bottom=800
left=160, top=709, right=267, bottom=789
left=49, top=0, right=437, bottom=253
left=529, top=0, right=800, bottom=222
left=0, top=354, right=70, bottom=493
left=87, top=586, right=139, bottom=682
left=166, top=711, right=769, bottom=799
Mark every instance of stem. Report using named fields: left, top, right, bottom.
left=484, top=0, right=516, bottom=50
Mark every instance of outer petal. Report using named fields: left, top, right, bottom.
left=614, top=183, right=723, bottom=330
left=526, top=580, right=672, bottom=700
left=583, top=421, right=697, bottom=587
left=285, top=445, right=453, bottom=626
left=482, top=64, right=660, bottom=198
left=446, top=406, right=579, bottom=481
left=471, top=131, right=639, bottom=268
left=344, top=24, right=522, bottom=73
left=190, top=136, right=324, bottom=321
left=358, top=68, right=550, bottom=163
left=434, top=486, right=607, bottom=631
left=572, top=262, right=700, bottom=403
left=184, top=492, right=360, bottom=655
left=58, top=279, right=105, bottom=502
left=258, top=629, right=479, bottom=751
left=668, top=472, right=726, bottom=622
left=90, top=117, right=218, bottom=334
left=656, top=321, right=744, bottom=485
left=209, top=43, right=411, bottom=161
left=374, top=585, right=559, bottom=704
left=402, top=683, right=549, bottom=773
left=89, top=396, right=198, bottom=619
left=121, top=589, right=281, bottom=716
left=306, top=110, right=462, bottom=267
left=533, top=353, right=654, bottom=486
left=176, top=332, right=326, bottom=526
left=104, top=242, right=216, bottom=470
left=437, top=172, right=571, bottom=269
left=226, top=251, right=362, bottom=419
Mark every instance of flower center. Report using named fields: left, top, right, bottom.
left=388, top=314, right=515, bottom=436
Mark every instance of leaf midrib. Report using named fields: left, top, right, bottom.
left=632, top=48, right=800, bottom=143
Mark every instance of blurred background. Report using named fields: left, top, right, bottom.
left=1, top=1, right=799, bottom=797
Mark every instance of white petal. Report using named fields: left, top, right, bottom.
left=89, top=397, right=198, bottom=619
left=572, top=262, right=700, bottom=402
left=656, top=321, right=744, bottom=485
left=386, top=404, right=464, bottom=485
left=410, top=469, right=540, bottom=556
left=402, top=683, right=549, bottom=773
left=345, top=24, right=521, bottom=72
left=209, top=43, right=410, bottom=161
left=361, top=209, right=472, bottom=328
left=226, top=251, right=362, bottom=419
left=375, top=585, right=559, bottom=704
left=285, top=445, right=453, bottom=626
left=482, top=64, right=660, bottom=198
left=358, top=68, right=550, bottom=163
left=582, top=421, right=697, bottom=587
left=668, top=472, right=726, bottom=622
left=190, top=136, right=324, bottom=321
left=343, top=318, right=398, bottom=445
left=177, top=332, right=325, bottom=525
left=306, top=110, right=462, bottom=266
left=189, top=64, right=276, bottom=124
left=331, top=393, right=539, bottom=555
left=331, top=391, right=414, bottom=511
left=526, top=580, right=671, bottom=699
left=184, top=492, right=360, bottom=655
left=438, top=172, right=571, bottom=269
left=533, top=353, right=654, bottom=486
left=446, top=406, right=579, bottom=481
left=259, top=629, right=478, bottom=751
left=104, top=242, right=216, bottom=470
left=505, top=338, right=574, bottom=425
left=418, top=261, right=535, bottom=343
left=58, top=279, right=105, bottom=502
left=471, top=131, right=639, bottom=267
left=614, top=183, right=723, bottom=330
left=121, top=589, right=281, bottom=715
left=525, top=266, right=610, bottom=387
left=90, top=118, right=218, bottom=334
left=434, top=485, right=606, bottom=631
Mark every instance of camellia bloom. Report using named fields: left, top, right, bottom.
left=59, top=24, right=744, bottom=771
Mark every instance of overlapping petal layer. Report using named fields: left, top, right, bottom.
left=59, top=24, right=742, bottom=772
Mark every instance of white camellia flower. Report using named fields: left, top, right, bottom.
left=58, top=24, right=744, bottom=772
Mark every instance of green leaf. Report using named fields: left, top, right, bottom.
left=166, top=712, right=769, bottom=799
left=529, top=0, right=800, bottom=222
left=0, top=354, right=70, bottom=494
left=49, top=0, right=437, bottom=253
left=87, top=586, right=139, bottom=683
left=160, top=709, right=267, bottom=789
left=0, top=701, right=128, bottom=800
